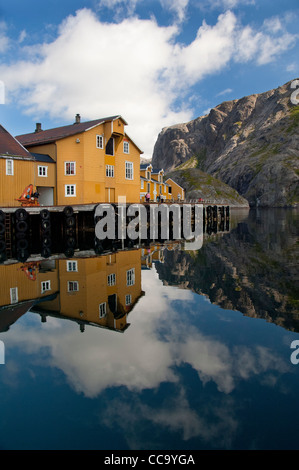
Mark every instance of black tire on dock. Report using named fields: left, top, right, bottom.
left=15, top=208, right=28, bottom=221
left=63, top=206, right=74, bottom=217
left=65, top=216, right=75, bottom=227
left=41, top=219, right=51, bottom=231
left=0, top=239, right=6, bottom=252
left=64, top=248, right=74, bottom=258
left=41, top=246, right=51, bottom=258
left=65, top=237, right=76, bottom=248
left=16, top=220, right=28, bottom=232
left=42, top=236, right=52, bottom=247
left=0, top=210, right=5, bottom=223
left=17, top=238, right=29, bottom=251
left=0, top=222, right=5, bottom=236
left=17, top=250, right=29, bottom=262
left=40, top=209, right=50, bottom=220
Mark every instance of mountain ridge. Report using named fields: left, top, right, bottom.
left=152, top=79, right=299, bottom=207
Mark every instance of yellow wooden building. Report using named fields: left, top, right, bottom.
left=16, top=115, right=143, bottom=205
left=140, top=163, right=185, bottom=202
left=165, top=177, right=185, bottom=202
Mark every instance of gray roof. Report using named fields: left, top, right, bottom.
left=31, top=153, right=55, bottom=163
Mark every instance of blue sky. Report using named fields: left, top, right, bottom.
left=0, top=0, right=298, bottom=158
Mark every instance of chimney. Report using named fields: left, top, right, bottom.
left=75, top=114, right=81, bottom=124
left=35, top=123, right=42, bottom=133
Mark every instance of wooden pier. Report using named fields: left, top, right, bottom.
left=0, top=202, right=230, bottom=264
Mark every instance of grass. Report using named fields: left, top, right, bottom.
left=287, top=105, right=299, bottom=133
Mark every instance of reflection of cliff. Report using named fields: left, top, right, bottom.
left=0, top=249, right=144, bottom=333
left=155, top=209, right=299, bottom=332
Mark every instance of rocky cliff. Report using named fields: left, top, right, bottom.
left=152, top=80, right=299, bottom=207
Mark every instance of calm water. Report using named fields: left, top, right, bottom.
left=0, top=208, right=298, bottom=450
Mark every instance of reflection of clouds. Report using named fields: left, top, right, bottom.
left=5, top=267, right=289, bottom=399
left=102, top=387, right=239, bottom=449
left=3, top=266, right=291, bottom=447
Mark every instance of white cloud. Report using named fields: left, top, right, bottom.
left=201, top=0, right=255, bottom=10
left=0, top=22, right=10, bottom=53
left=234, top=17, right=297, bottom=65
left=0, top=9, right=297, bottom=157
left=160, top=0, right=190, bottom=23
left=216, top=88, right=233, bottom=97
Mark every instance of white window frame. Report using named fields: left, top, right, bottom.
left=67, top=260, right=78, bottom=272
left=141, top=180, right=144, bottom=189
left=99, top=302, right=107, bottom=318
left=6, top=159, right=14, bottom=176
left=126, top=268, right=135, bottom=286
left=106, top=165, right=115, bottom=178
left=96, top=135, right=104, bottom=149
left=125, top=294, right=132, bottom=306
left=107, top=273, right=116, bottom=286
left=41, top=280, right=51, bottom=293
left=125, top=161, right=134, bottom=180
left=65, top=184, right=76, bottom=197
left=67, top=281, right=79, bottom=292
left=123, top=141, right=130, bottom=154
left=10, top=287, right=18, bottom=304
left=65, top=161, right=76, bottom=176
left=38, top=165, right=48, bottom=177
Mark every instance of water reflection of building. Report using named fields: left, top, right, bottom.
left=0, top=249, right=144, bottom=333
left=141, top=242, right=181, bottom=270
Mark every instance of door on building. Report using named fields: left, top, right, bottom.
left=105, top=188, right=115, bottom=203
left=37, top=187, right=54, bottom=206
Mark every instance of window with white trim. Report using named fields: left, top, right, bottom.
left=96, top=135, right=104, bottom=149
left=65, top=162, right=76, bottom=175
left=106, top=165, right=114, bottom=177
left=38, top=165, right=48, bottom=177
left=125, top=294, right=131, bottom=306
left=107, top=273, right=116, bottom=286
left=10, top=287, right=18, bottom=304
left=67, top=281, right=79, bottom=292
left=99, top=302, right=107, bottom=318
left=6, top=159, right=14, bottom=175
left=65, top=184, right=76, bottom=197
left=67, top=260, right=78, bottom=272
left=123, top=141, right=129, bottom=154
left=126, top=268, right=135, bottom=286
left=125, top=162, right=133, bottom=180
left=41, top=280, right=51, bottom=293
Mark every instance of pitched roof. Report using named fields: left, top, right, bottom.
left=0, top=124, right=32, bottom=158
left=140, top=163, right=152, bottom=170
left=16, top=115, right=127, bottom=147
left=31, top=153, right=55, bottom=163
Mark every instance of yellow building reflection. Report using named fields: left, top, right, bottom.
left=0, top=249, right=144, bottom=333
